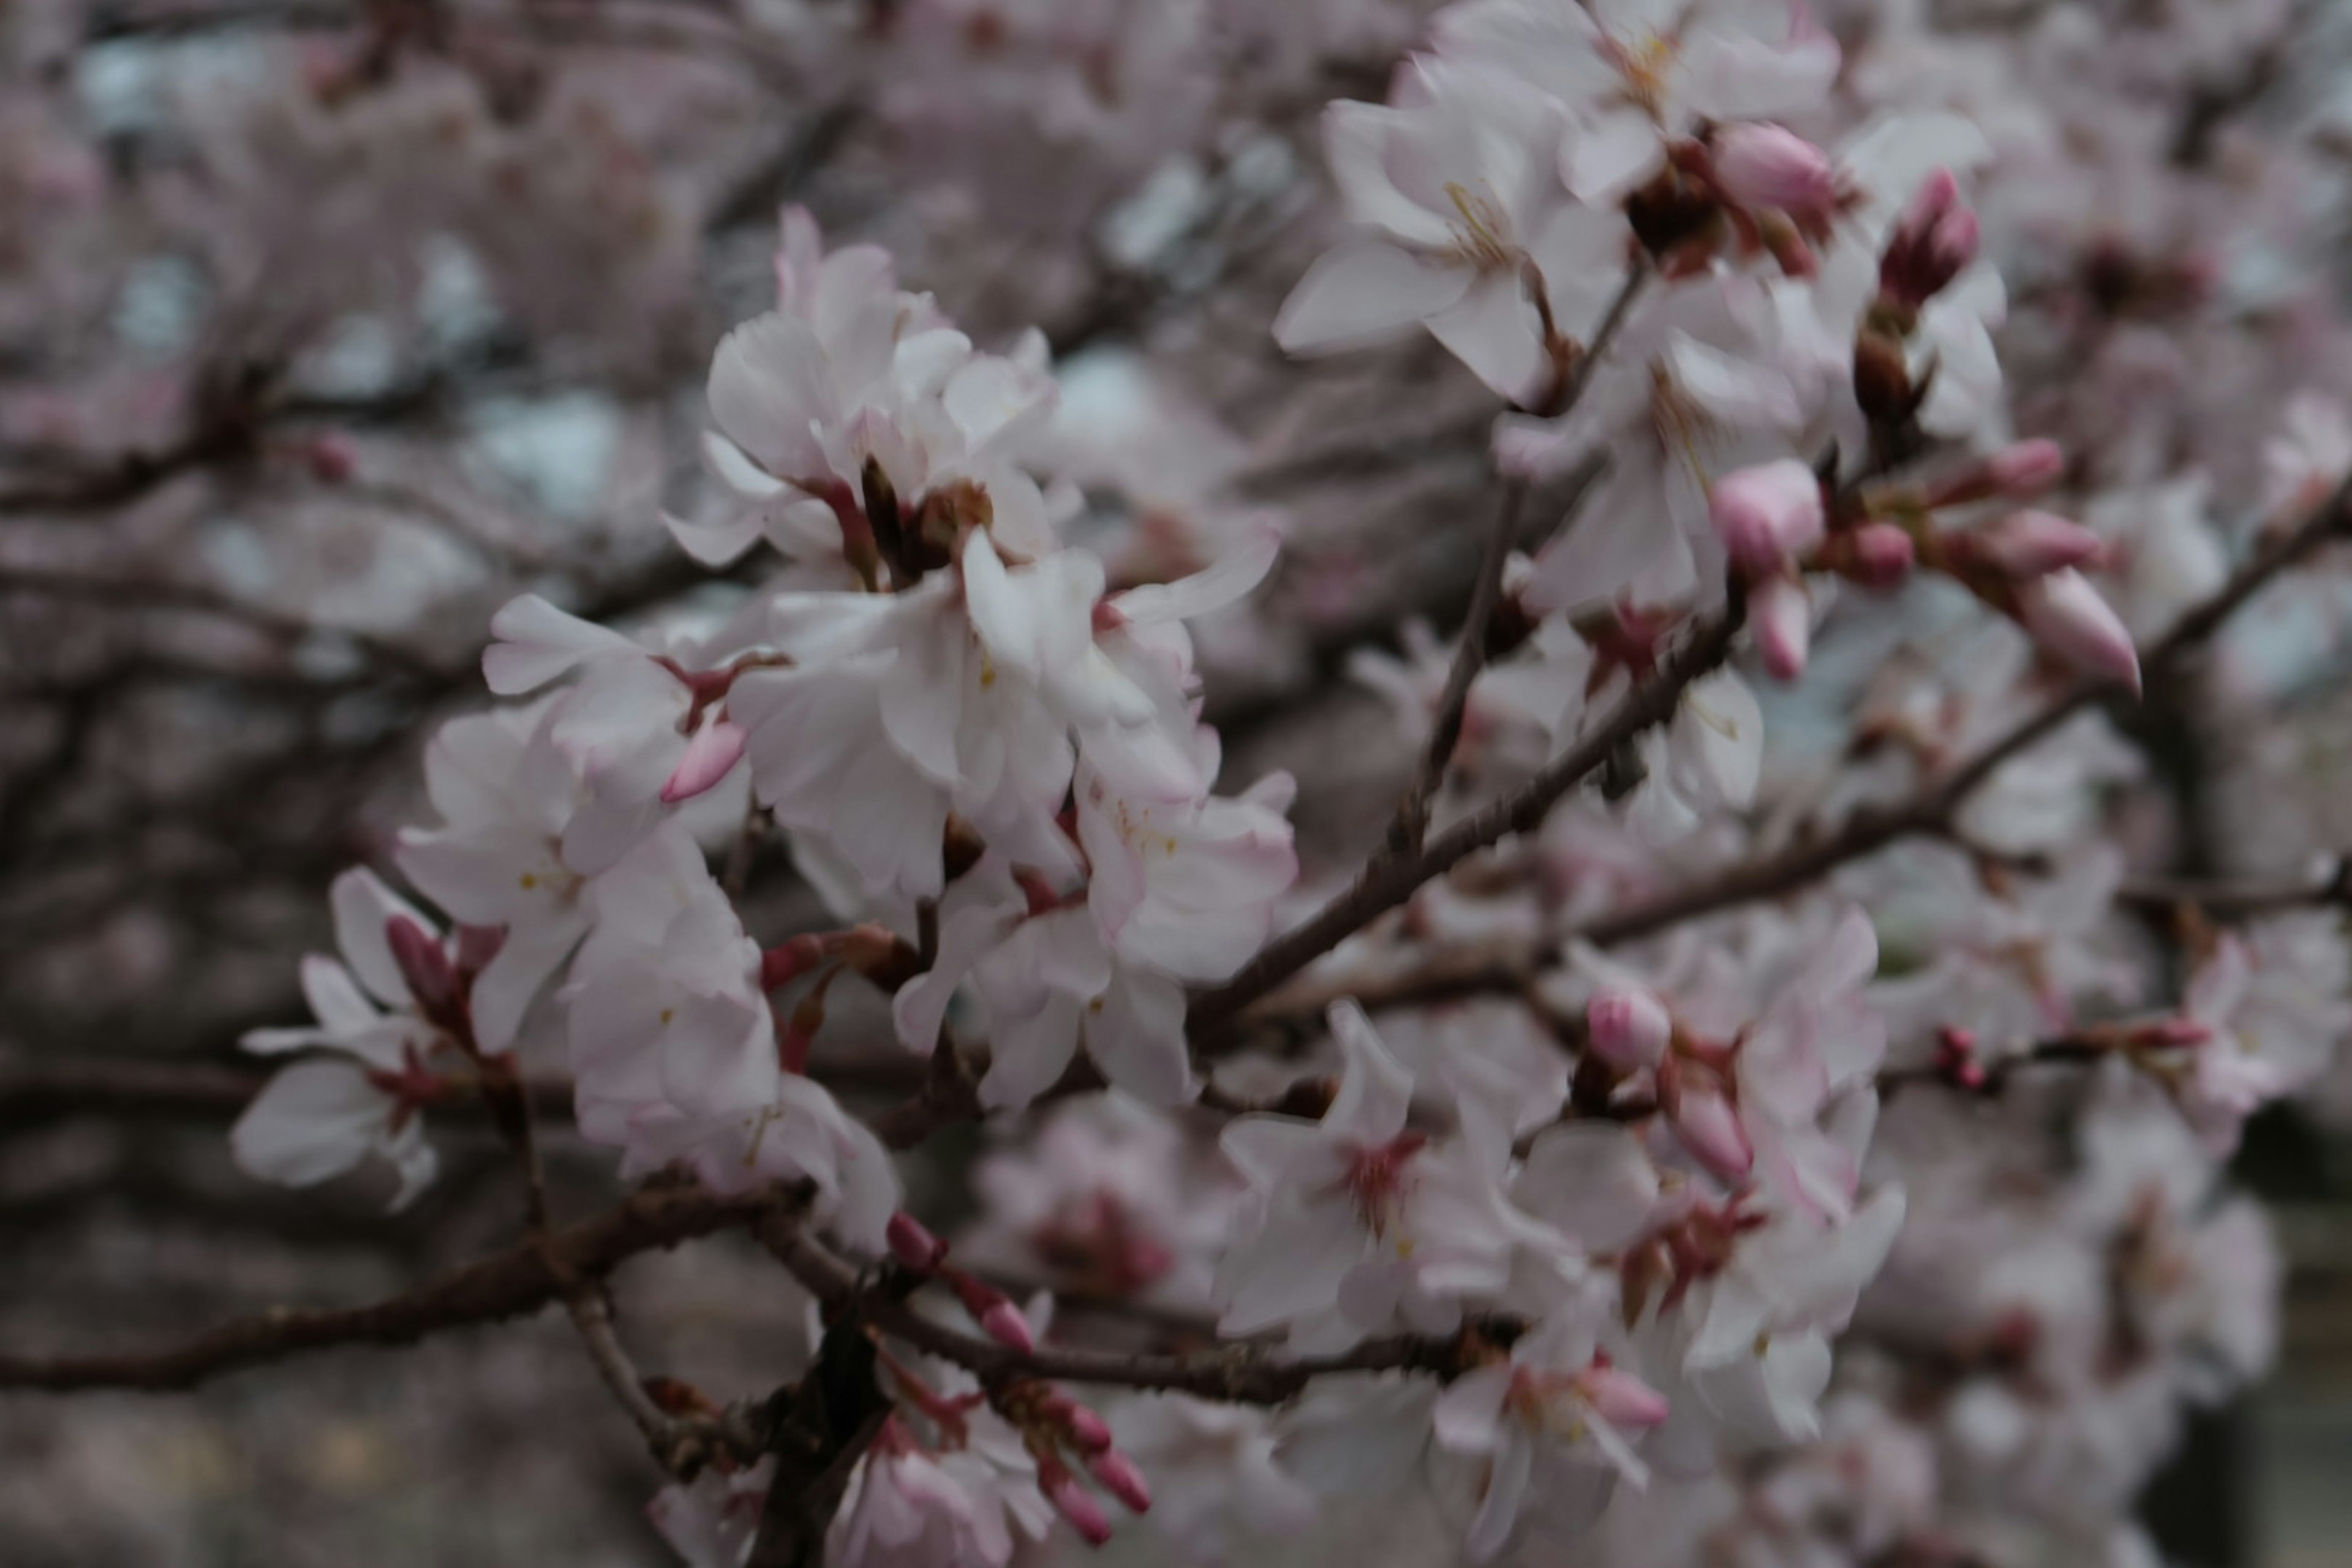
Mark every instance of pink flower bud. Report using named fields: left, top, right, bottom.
left=1578, top=1365, right=1672, bottom=1428
left=306, top=431, right=359, bottom=484
left=1986, top=439, right=2067, bottom=499
left=760, top=933, right=829, bottom=992
left=886, top=1211, right=948, bottom=1273
left=1711, top=459, right=1826, bottom=577
left=1880, top=168, right=1978, bottom=308
left=660, top=714, right=747, bottom=804
left=455, top=924, right=506, bottom=978
left=1748, top=574, right=1812, bottom=681
left=1060, top=1400, right=1114, bottom=1455
left=1041, top=1460, right=1114, bottom=1546
left=2017, top=568, right=2141, bottom=694
left=1660, top=1060, right=1754, bottom=1183
left=386, top=916, right=456, bottom=1022
left=1849, top=523, right=1916, bottom=588
left=1712, top=123, right=1838, bottom=217
left=1975, top=510, right=2105, bottom=578
left=1587, top=987, right=1672, bottom=1072
left=1087, top=1450, right=1153, bottom=1515
left=981, top=1300, right=1037, bottom=1354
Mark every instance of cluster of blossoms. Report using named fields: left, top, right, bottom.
left=156, top=0, right=2352, bottom=1564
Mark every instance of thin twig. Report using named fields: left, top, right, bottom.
left=758, top=1221, right=1485, bottom=1405
left=1187, top=596, right=1747, bottom=1039
left=1382, top=265, right=1651, bottom=856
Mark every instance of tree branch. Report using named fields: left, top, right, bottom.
left=758, top=1220, right=1485, bottom=1405
left=1188, top=595, right=1747, bottom=1038
left=0, top=1182, right=806, bottom=1392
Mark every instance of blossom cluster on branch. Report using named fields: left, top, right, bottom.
left=13, top=0, right=2352, bottom=1565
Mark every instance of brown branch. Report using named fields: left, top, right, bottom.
left=2116, top=858, right=2352, bottom=919
left=0, top=1181, right=807, bottom=1392
left=1382, top=265, right=1653, bottom=858
left=758, top=1221, right=1486, bottom=1405
left=1188, top=596, right=1747, bottom=1039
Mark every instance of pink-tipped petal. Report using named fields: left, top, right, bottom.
left=660, top=716, right=747, bottom=804
left=385, top=916, right=455, bottom=1020
left=1711, top=123, right=1838, bottom=216
left=1087, top=1450, right=1153, bottom=1515
left=980, top=1300, right=1036, bottom=1354
left=1711, top=460, right=1826, bottom=577
left=1976, top=510, right=2105, bottom=578
left=2018, top=568, right=2141, bottom=693
left=886, top=1211, right=948, bottom=1273
left=1986, top=439, right=2067, bottom=499
left=1588, top=988, right=1673, bottom=1072
left=1580, top=1365, right=1672, bottom=1428
left=1749, top=575, right=1812, bottom=682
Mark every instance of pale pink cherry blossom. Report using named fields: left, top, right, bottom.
left=2166, top=915, right=2352, bottom=1153
left=958, top=1093, right=1243, bottom=1312
left=1864, top=842, right=2143, bottom=1065
left=1214, top=1001, right=1519, bottom=1351
left=826, top=1406, right=1053, bottom=1568
left=2261, top=391, right=2352, bottom=520
left=1730, top=907, right=1887, bottom=1221
left=1640, top=1187, right=1907, bottom=1471
left=1435, top=0, right=1842, bottom=207
left=1626, top=666, right=1765, bottom=843
left=677, top=208, right=1070, bottom=576
left=1431, top=1306, right=1669, bottom=1561
left=648, top=1457, right=773, bottom=1568
left=233, top=867, right=456, bottom=1209
left=1503, top=284, right=1817, bottom=616
left=1274, top=56, right=1632, bottom=407
left=563, top=825, right=899, bottom=1247
left=393, top=699, right=592, bottom=1053
left=1099, top=1395, right=1318, bottom=1563
left=2082, top=474, right=2228, bottom=642
left=891, top=759, right=1296, bottom=1109
left=481, top=594, right=775, bottom=874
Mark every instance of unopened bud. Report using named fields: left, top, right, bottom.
left=2016, top=568, right=2141, bottom=694
left=1040, top=1458, right=1113, bottom=1545
left=1711, top=459, right=1826, bottom=578
left=1881, top=168, right=1979, bottom=308
left=1973, top=510, right=2105, bottom=579
left=660, top=714, right=746, bottom=804
left=886, top=1211, right=949, bottom=1273
left=947, top=1269, right=1036, bottom=1352
left=980, top=1300, right=1036, bottom=1354
left=1847, top=522, right=1916, bottom=589
left=305, top=431, right=359, bottom=484
left=1660, top=1060, right=1754, bottom=1183
left=455, top=923, right=505, bottom=979
left=1985, top=439, right=2067, bottom=499
left=386, top=915, right=457, bottom=1023
left=1588, top=988, right=1672, bottom=1073
left=1711, top=123, right=1838, bottom=217
left=1748, top=574, right=1812, bottom=682
left=1087, top=1449, right=1152, bottom=1515
left=1059, top=1399, right=1114, bottom=1455
left=1578, top=1365, right=1672, bottom=1428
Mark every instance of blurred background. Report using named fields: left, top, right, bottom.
left=7, top=0, right=2352, bottom=1564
